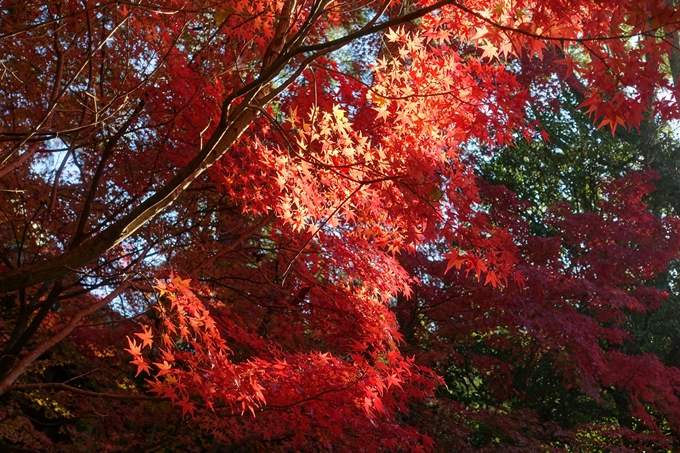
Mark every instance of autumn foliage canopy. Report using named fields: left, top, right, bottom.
left=2, top=0, right=680, bottom=451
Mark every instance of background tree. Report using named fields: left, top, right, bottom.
left=393, top=52, right=680, bottom=451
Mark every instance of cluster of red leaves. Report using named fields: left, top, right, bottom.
left=126, top=274, right=437, bottom=450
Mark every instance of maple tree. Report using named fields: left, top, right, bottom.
left=398, top=95, right=680, bottom=450
left=2, top=0, right=680, bottom=451
left=396, top=172, right=680, bottom=451
left=391, top=53, right=680, bottom=451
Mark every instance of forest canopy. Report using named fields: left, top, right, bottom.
left=2, top=0, right=680, bottom=451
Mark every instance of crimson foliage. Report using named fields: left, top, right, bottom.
left=1, top=1, right=680, bottom=451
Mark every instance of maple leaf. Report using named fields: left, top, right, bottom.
left=125, top=336, right=141, bottom=357
left=171, top=275, right=192, bottom=289
left=178, top=394, right=197, bottom=417
left=385, top=374, right=403, bottom=390
left=484, top=271, right=501, bottom=288
left=385, top=27, right=401, bottom=42
left=134, top=325, right=154, bottom=349
left=480, top=43, right=499, bottom=61
left=131, top=356, right=152, bottom=377
left=374, top=103, right=390, bottom=120
left=473, top=26, right=490, bottom=41
left=214, top=5, right=237, bottom=25
left=444, top=248, right=467, bottom=273
left=491, top=2, right=505, bottom=16
left=155, top=360, right=173, bottom=377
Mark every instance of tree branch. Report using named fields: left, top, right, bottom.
left=0, top=282, right=129, bottom=395
left=6, top=382, right=162, bottom=401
